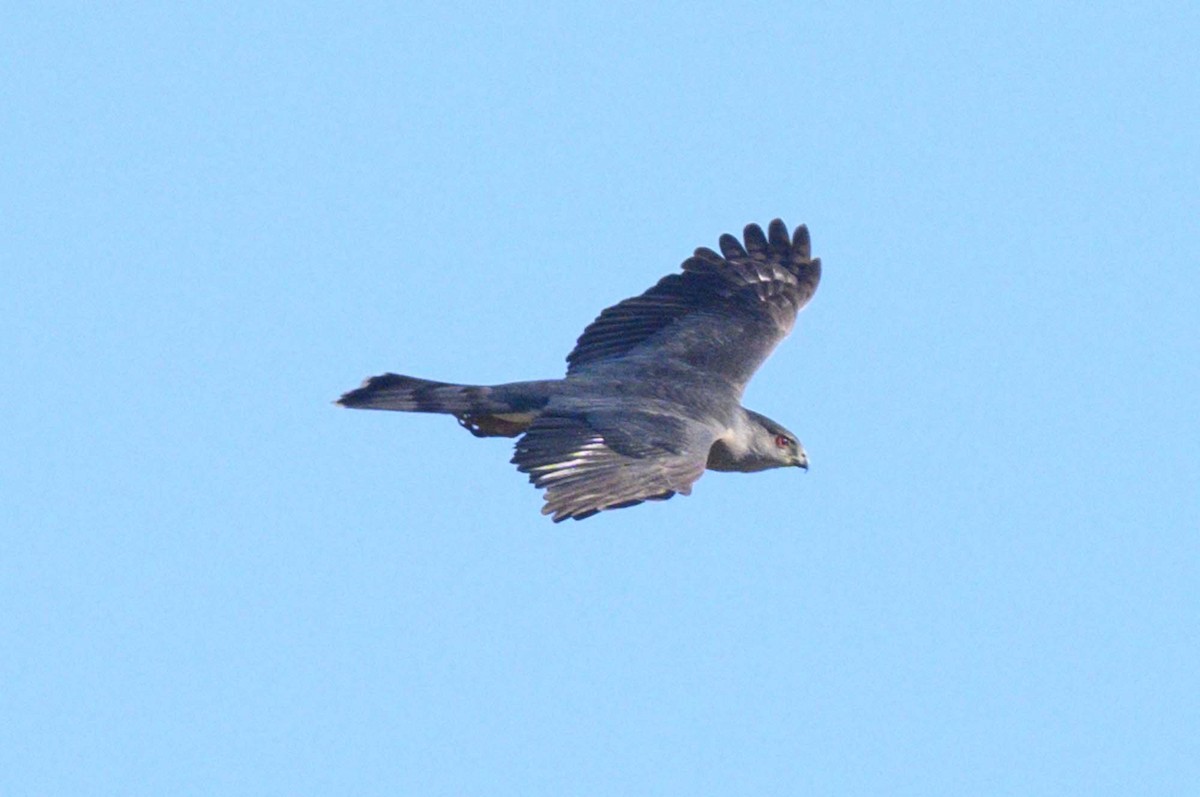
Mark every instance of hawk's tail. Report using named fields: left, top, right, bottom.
left=335, top=373, right=556, bottom=438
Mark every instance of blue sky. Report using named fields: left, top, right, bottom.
left=3, top=3, right=1198, bottom=795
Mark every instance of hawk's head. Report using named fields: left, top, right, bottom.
left=707, top=409, right=808, bottom=473
left=747, top=410, right=808, bottom=471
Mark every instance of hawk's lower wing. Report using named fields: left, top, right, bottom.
left=511, top=409, right=715, bottom=522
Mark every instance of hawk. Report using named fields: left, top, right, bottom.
left=337, top=219, right=822, bottom=521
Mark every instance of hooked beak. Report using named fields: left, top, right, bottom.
left=795, top=450, right=809, bottom=471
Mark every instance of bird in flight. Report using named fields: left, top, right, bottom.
left=337, top=219, right=822, bottom=521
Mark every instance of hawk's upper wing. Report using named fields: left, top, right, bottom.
left=511, top=408, right=716, bottom=522
left=565, top=219, right=821, bottom=393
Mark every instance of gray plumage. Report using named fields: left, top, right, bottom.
left=337, top=219, right=821, bottom=521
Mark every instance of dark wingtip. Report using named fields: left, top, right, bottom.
left=767, top=219, right=790, bottom=252
left=742, top=222, right=769, bottom=255
left=792, top=224, right=812, bottom=259
left=734, top=219, right=812, bottom=261
left=718, top=233, right=748, bottom=260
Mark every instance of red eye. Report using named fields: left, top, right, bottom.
left=774, top=434, right=790, bottom=448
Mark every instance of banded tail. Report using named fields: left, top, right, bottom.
left=336, top=373, right=556, bottom=438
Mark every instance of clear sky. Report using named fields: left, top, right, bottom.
left=4, top=3, right=1198, bottom=795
